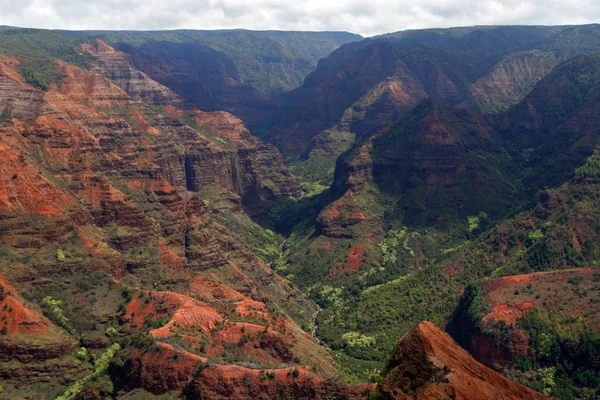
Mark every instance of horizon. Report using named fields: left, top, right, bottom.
left=0, top=0, right=598, bottom=37
left=1, top=22, right=599, bottom=39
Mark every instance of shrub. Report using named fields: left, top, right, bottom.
left=75, top=347, right=87, bottom=360
left=105, top=327, right=119, bottom=338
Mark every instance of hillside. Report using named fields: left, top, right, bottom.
left=0, top=37, right=351, bottom=399
left=272, top=50, right=600, bottom=393
left=264, top=24, right=600, bottom=190
left=3, top=23, right=600, bottom=400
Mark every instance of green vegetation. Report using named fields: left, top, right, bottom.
left=56, top=249, right=66, bottom=262
left=507, top=308, right=600, bottom=398
left=288, top=129, right=355, bottom=197
left=41, top=296, right=75, bottom=335
left=0, top=106, right=10, bottom=122
left=56, top=343, right=120, bottom=400
left=4, top=23, right=600, bottom=399
left=0, top=29, right=95, bottom=90
left=19, top=58, right=64, bottom=90
left=378, top=229, right=419, bottom=264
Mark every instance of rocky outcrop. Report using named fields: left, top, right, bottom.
left=269, top=40, right=468, bottom=157
left=0, top=55, right=44, bottom=120
left=120, top=280, right=337, bottom=381
left=377, top=321, right=551, bottom=399
left=266, top=25, right=600, bottom=160
left=183, top=108, right=300, bottom=209
left=499, top=53, right=600, bottom=191
left=119, top=343, right=370, bottom=399
left=82, top=39, right=183, bottom=106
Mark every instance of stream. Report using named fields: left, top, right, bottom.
left=311, top=307, right=322, bottom=343
left=267, top=237, right=322, bottom=344
left=267, top=238, right=287, bottom=268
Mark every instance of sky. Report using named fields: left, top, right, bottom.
left=0, top=0, right=599, bottom=37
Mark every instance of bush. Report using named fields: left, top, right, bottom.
left=75, top=347, right=87, bottom=360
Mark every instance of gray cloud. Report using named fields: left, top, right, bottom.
left=0, top=0, right=598, bottom=36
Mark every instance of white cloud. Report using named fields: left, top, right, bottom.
left=0, top=0, right=598, bottom=36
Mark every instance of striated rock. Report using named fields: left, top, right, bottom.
left=0, top=46, right=321, bottom=399
left=0, top=55, right=44, bottom=120
left=120, top=274, right=338, bottom=380
left=367, top=100, right=518, bottom=226
left=81, top=39, right=183, bottom=106
left=337, top=75, right=428, bottom=141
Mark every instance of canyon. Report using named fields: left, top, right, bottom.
left=1, top=24, right=600, bottom=399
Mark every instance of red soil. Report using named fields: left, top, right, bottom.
left=488, top=268, right=594, bottom=295
left=482, top=301, right=535, bottom=325
left=235, top=298, right=272, bottom=322
left=80, top=231, right=103, bottom=255
left=0, top=278, right=50, bottom=335
left=191, top=110, right=258, bottom=148
left=0, top=141, right=75, bottom=217
left=124, top=291, right=222, bottom=335
left=158, top=240, right=184, bottom=271
left=380, top=321, right=551, bottom=400
left=483, top=268, right=596, bottom=325
left=130, top=343, right=207, bottom=392
left=326, top=244, right=366, bottom=278
left=162, top=105, right=184, bottom=119
left=187, top=275, right=243, bottom=301
left=83, top=182, right=128, bottom=208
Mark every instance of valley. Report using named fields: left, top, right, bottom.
left=0, top=23, right=600, bottom=399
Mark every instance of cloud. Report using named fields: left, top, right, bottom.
left=0, top=0, right=598, bottom=36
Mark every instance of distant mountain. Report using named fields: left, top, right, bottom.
left=499, top=52, right=600, bottom=191
left=63, top=29, right=362, bottom=96
left=265, top=24, right=600, bottom=160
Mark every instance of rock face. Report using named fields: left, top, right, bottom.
left=499, top=53, right=600, bottom=191
left=187, top=109, right=300, bottom=208
left=0, top=41, right=322, bottom=399
left=0, top=55, right=44, bottom=119
left=118, top=342, right=370, bottom=400
left=377, top=321, right=551, bottom=400
left=81, top=39, right=183, bottom=105
left=113, top=279, right=365, bottom=398
left=269, top=39, right=466, bottom=157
